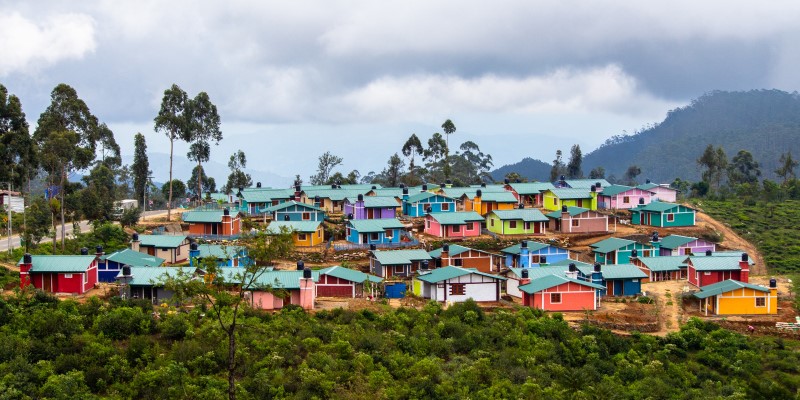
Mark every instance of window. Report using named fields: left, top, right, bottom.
left=550, top=293, right=562, bottom=303
left=426, top=220, right=430, bottom=229
left=453, top=225, right=461, bottom=233
left=571, top=219, right=580, bottom=227
left=553, top=198, right=558, bottom=206
left=346, top=227, right=351, bottom=237
left=755, top=297, right=766, bottom=307
left=490, top=219, right=494, bottom=227
left=509, top=221, right=517, bottom=229
left=84, top=272, right=88, bottom=284
left=441, top=203, right=450, bottom=211
left=64, top=273, right=73, bottom=279
left=177, top=246, right=181, bottom=255
left=525, top=222, right=531, bottom=230
left=449, top=283, right=466, bottom=296
left=623, top=196, right=630, bottom=204
left=394, top=265, right=405, bottom=274
left=385, top=229, right=394, bottom=239
left=666, top=214, right=675, bottom=222
left=302, top=212, right=311, bottom=220
left=454, top=259, right=463, bottom=266
left=318, top=230, right=322, bottom=238
left=642, top=250, right=651, bottom=257
left=704, top=271, right=711, bottom=275
left=684, top=248, right=692, bottom=255
left=298, top=233, right=307, bottom=241
left=272, top=200, right=279, bottom=206
left=370, top=233, right=380, bottom=241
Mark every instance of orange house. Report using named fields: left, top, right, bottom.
left=266, top=220, right=325, bottom=247
left=183, top=209, right=242, bottom=238
left=460, top=190, right=518, bottom=216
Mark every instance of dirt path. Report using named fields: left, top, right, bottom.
left=643, top=280, right=687, bottom=335
left=695, top=210, right=766, bottom=275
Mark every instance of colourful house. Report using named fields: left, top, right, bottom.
left=542, top=188, right=598, bottom=211
left=182, top=208, right=242, bottom=238
left=505, top=182, right=556, bottom=207
left=403, top=192, right=456, bottom=217
left=560, top=178, right=611, bottom=190
left=631, top=256, right=688, bottom=282
left=188, top=243, right=249, bottom=267
left=98, top=248, right=165, bottom=282
left=19, top=253, right=98, bottom=295
left=486, top=209, right=548, bottom=235
left=315, top=266, right=383, bottom=298
left=301, top=187, right=358, bottom=213
left=630, top=202, right=696, bottom=227
left=637, top=182, right=678, bottom=203
left=597, top=185, right=654, bottom=210
left=590, top=237, right=656, bottom=264
left=263, top=201, right=326, bottom=222
left=346, top=218, right=406, bottom=245
left=519, top=273, right=605, bottom=311
left=694, top=279, right=778, bottom=315
left=343, top=194, right=398, bottom=220
left=546, top=206, right=609, bottom=234
left=687, top=253, right=751, bottom=288
left=238, top=188, right=294, bottom=215
left=575, top=263, right=647, bottom=296
left=370, top=249, right=432, bottom=279
left=461, top=190, right=519, bottom=216
left=413, top=266, right=505, bottom=302
left=244, top=269, right=316, bottom=310
left=266, top=220, right=325, bottom=247
left=118, top=266, right=199, bottom=303
left=131, top=234, right=191, bottom=264
left=501, top=240, right=570, bottom=267
left=657, top=234, right=716, bottom=256
left=428, top=244, right=500, bottom=273
left=424, top=211, right=484, bottom=238
left=503, top=265, right=574, bottom=298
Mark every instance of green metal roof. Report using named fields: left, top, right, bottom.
left=631, top=201, right=693, bottom=213
left=182, top=210, right=224, bottom=223
left=501, top=241, right=553, bottom=255
left=506, top=266, right=569, bottom=279
left=20, top=255, right=97, bottom=273
left=195, top=244, right=246, bottom=260
left=262, top=200, right=323, bottom=213
left=416, top=265, right=505, bottom=283
left=251, top=270, right=318, bottom=289
left=302, top=184, right=380, bottom=191
left=370, top=188, right=404, bottom=198
left=356, top=196, right=401, bottom=208
left=372, top=249, right=432, bottom=265
left=303, top=188, right=359, bottom=201
left=658, top=235, right=697, bottom=249
left=636, top=256, right=688, bottom=272
left=428, top=244, right=496, bottom=258
left=428, top=211, right=484, bottom=225
left=688, top=256, right=744, bottom=271
left=636, top=183, right=659, bottom=191
left=490, top=209, right=548, bottom=222
left=265, top=220, right=322, bottom=233
left=476, top=191, right=518, bottom=203
left=563, top=179, right=611, bottom=189
left=122, top=267, right=198, bottom=286
left=590, top=237, right=639, bottom=254
left=547, top=188, right=594, bottom=199
left=348, top=218, right=405, bottom=233
left=508, top=182, right=556, bottom=195
left=138, top=235, right=188, bottom=248
left=102, top=249, right=165, bottom=267
left=518, top=274, right=605, bottom=294
left=545, top=206, right=592, bottom=219
left=589, top=264, right=648, bottom=279
left=694, top=279, right=770, bottom=299
left=444, top=188, right=477, bottom=199
left=469, top=184, right=508, bottom=192
left=549, top=259, right=592, bottom=268
left=405, top=191, right=452, bottom=203
left=240, top=188, right=294, bottom=203
left=598, top=185, right=636, bottom=197
left=207, top=192, right=231, bottom=202
left=318, top=266, right=383, bottom=284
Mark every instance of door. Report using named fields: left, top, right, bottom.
left=43, top=274, right=52, bottom=292
left=367, top=208, right=375, bottom=219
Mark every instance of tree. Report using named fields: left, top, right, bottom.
left=21, top=196, right=50, bottom=251
left=165, top=229, right=295, bottom=400
left=186, top=92, right=222, bottom=203
left=223, top=150, right=252, bottom=194
left=728, top=150, right=761, bottom=185
left=34, top=84, right=100, bottom=251
left=504, top=172, right=527, bottom=183
left=80, top=164, right=116, bottom=221
left=309, top=152, right=343, bottom=185
left=697, top=144, right=727, bottom=192
left=402, top=133, right=424, bottom=174
left=455, top=141, right=494, bottom=184
left=327, top=170, right=360, bottom=185
left=96, top=123, right=121, bottom=169
left=588, top=167, right=605, bottom=179
left=119, top=207, right=142, bottom=228
left=379, top=153, right=405, bottom=187
left=623, top=165, right=642, bottom=185
left=775, top=152, right=798, bottom=183
left=441, top=119, right=456, bottom=179
left=162, top=180, right=186, bottom=201
left=154, top=84, right=191, bottom=221
left=0, top=84, right=36, bottom=191
left=423, top=133, right=448, bottom=182
left=550, top=150, right=566, bottom=182
left=132, top=133, right=150, bottom=206
left=566, top=144, right=583, bottom=179
left=188, top=165, right=217, bottom=198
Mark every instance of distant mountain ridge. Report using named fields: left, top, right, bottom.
left=492, top=90, right=800, bottom=183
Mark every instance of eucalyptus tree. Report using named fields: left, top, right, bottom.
left=223, top=150, right=252, bottom=194
left=0, top=84, right=36, bottom=190
left=132, top=133, right=151, bottom=206
left=186, top=91, right=222, bottom=203
left=154, top=84, right=191, bottom=221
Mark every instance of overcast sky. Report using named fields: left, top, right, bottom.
left=3, top=1, right=800, bottom=185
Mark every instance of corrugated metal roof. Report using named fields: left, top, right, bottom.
left=563, top=179, right=611, bottom=189
left=636, top=256, right=688, bottom=272
left=266, top=220, right=322, bottom=233
left=182, top=210, right=224, bottom=223
left=490, top=209, right=548, bottom=222
left=636, top=183, right=659, bottom=191
left=547, top=188, right=594, bottom=199
left=501, top=241, right=555, bottom=255
left=544, top=206, right=592, bottom=219
left=598, top=185, right=635, bottom=197
left=429, top=244, right=471, bottom=258
left=303, top=188, right=360, bottom=201
left=688, top=256, right=743, bottom=271
left=590, top=237, right=638, bottom=254
left=508, top=182, right=556, bottom=195
left=518, top=274, right=604, bottom=294
left=694, top=279, right=770, bottom=299
left=476, top=191, right=518, bottom=203
left=121, top=267, right=198, bottom=286
left=632, top=201, right=693, bottom=213
left=358, top=196, right=401, bottom=208
left=429, top=211, right=484, bottom=225
left=591, top=264, right=648, bottom=279
left=196, top=244, right=246, bottom=260
left=507, top=266, right=569, bottom=279
left=102, top=249, right=164, bottom=267
left=372, top=249, right=432, bottom=265
left=549, top=259, right=592, bottom=268
left=262, top=201, right=323, bottom=213
left=20, top=255, right=97, bottom=273
left=138, top=234, right=188, bottom=248
left=348, top=218, right=405, bottom=233
left=319, top=266, right=383, bottom=283
left=658, top=235, right=697, bottom=249
left=240, top=188, right=294, bottom=203
left=416, top=265, right=505, bottom=283
left=207, top=192, right=231, bottom=202
left=405, top=191, right=453, bottom=203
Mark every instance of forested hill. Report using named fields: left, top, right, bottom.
left=491, top=157, right=551, bottom=181
left=492, top=90, right=800, bottom=183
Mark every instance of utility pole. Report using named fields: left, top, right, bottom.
left=143, top=176, right=154, bottom=222
left=2, top=182, right=11, bottom=255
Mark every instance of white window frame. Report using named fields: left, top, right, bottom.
left=441, top=203, right=450, bottom=211
left=64, top=273, right=73, bottom=279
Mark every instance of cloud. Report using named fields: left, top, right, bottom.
left=0, top=11, right=96, bottom=76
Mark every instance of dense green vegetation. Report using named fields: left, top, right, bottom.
left=700, top=199, right=800, bottom=273
left=0, top=293, right=797, bottom=399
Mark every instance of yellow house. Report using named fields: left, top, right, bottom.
left=694, top=279, right=778, bottom=315
left=542, top=188, right=598, bottom=211
left=461, top=191, right=518, bottom=216
left=266, top=221, right=325, bottom=247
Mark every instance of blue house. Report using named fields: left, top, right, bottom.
left=188, top=243, right=250, bottom=268
left=238, top=188, right=294, bottom=215
left=403, top=191, right=456, bottom=217
left=590, top=237, right=656, bottom=265
left=263, top=200, right=326, bottom=222
left=346, top=218, right=406, bottom=244
left=575, top=262, right=647, bottom=296
left=98, top=248, right=165, bottom=282
left=500, top=240, right=569, bottom=268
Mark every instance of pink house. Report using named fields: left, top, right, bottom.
left=247, top=268, right=316, bottom=310
left=424, top=211, right=484, bottom=238
left=546, top=206, right=609, bottom=234
left=597, top=185, right=654, bottom=210
left=637, top=182, right=678, bottom=203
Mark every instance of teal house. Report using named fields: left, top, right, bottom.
left=590, top=237, right=656, bottom=265
left=630, top=201, right=696, bottom=227
left=263, top=200, right=326, bottom=222
left=403, top=192, right=456, bottom=217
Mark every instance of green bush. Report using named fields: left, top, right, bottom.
left=159, top=313, right=190, bottom=340
left=93, top=307, right=153, bottom=340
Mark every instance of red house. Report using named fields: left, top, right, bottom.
left=424, top=211, right=484, bottom=238
left=314, top=266, right=383, bottom=298
left=519, top=273, right=605, bottom=311
left=183, top=208, right=242, bottom=238
left=19, top=253, right=98, bottom=295
left=687, top=253, right=751, bottom=288
left=428, top=243, right=501, bottom=273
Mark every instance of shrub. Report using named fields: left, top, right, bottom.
left=94, top=307, right=153, bottom=340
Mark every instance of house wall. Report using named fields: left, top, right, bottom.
left=634, top=208, right=695, bottom=227
left=347, top=226, right=401, bottom=244
left=659, top=239, right=715, bottom=256
left=648, top=187, right=677, bottom=202
left=542, top=192, right=598, bottom=211
left=294, top=226, right=324, bottom=247
left=487, top=217, right=546, bottom=235
left=598, top=189, right=653, bottom=210
left=405, top=195, right=456, bottom=217
left=30, top=263, right=96, bottom=295
left=443, top=222, right=481, bottom=238
left=524, top=282, right=597, bottom=311
left=316, top=275, right=357, bottom=298
left=505, top=247, right=569, bottom=267
left=606, top=278, right=642, bottom=296
left=689, top=267, right=743, bottom=288
left=714, top=288, right=777, bottom=315
left=506, top=277, right=522, bottom=298
left=140, top=243, right=189, bottom=264
left=440, top=250, right=496, bottom=273
left=594, top=244, right=655, bottom=265
left=274, top=206, right=325, bottom=222
left=429, top=274, right=500, bottom=302
left=424, top=217, right=444, bottom=237
left=251, top=291, right=285, bottom=310
left=550, top=211, right=608, bottom=234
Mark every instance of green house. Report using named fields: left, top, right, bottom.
left=630, top=202, right=696, bottom=227
left=486, top=209, right=549, bottom=235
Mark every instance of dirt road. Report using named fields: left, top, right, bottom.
left=695, top=210, right=766, bottom=275
left=643, top=280, right=688, bottom=335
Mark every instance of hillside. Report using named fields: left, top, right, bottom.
left=490, top=157, right=551, bottom=181
left=492, top=90, right=800, bottom=183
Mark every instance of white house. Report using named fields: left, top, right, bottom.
left=413, top=266, right=505, bottom=302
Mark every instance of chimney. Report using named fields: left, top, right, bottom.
left=440, top=183, right=446, bottom=189
left=631, top=248, right=638, bottom=260
left=131, top=233, right=140, bottom=252
left=369, top=244, right=376, bottom=251
left=371, top=185, right=377, bottom=190
left=482, top=182, right=487, bottom=188
left=769, top=278, right=778, bottom=310
left=591, top=263, right=604, bottom=287
left=518, top=203, right=525, bottom=209
left=650, top=231, right=660, bottom=252
left=739, top=253, right=750, bottom=283
left=520, top=240, right=530, bottom=268
left=223, top=208, right=230, bottom=216
left=189, top=242, right=200, bottom=267
left=504, top=178, right=510, bottom=185
left=421, top=184, right=428, bottom=192
left=590, top=185, right=596, bottom=192
left=95, top=245, right=104, bottom=260
left=566, top=263, right=578, bottom=279
left=421, top=259, right=430, bottom=270
left=539, top=255, right=547, bottom=266
left=769, top=277, right=777, bottom=289
left=257, top=182, right=262, bottom=188
left=80, top=247, right=89, bottom=255
left=19, top=253, right=32, bottom=289
left=646, top=179, right=651, bottom=184
left=705, top=250, right=713, bottom=256
left=441, top=244, right=450, bottom=266
left=561, top=206, right=571, bottom=233
left=289, top=194, right=296, bottom=201
left=296, top=260, right=305, bottom=271
left=314, top=195, right=321, bottom=206
left=520, top=268, right=531, bottom=286
left=357, top=194, right=364, bottom=202
left=402, top=187, right=409, bottom=201
left=299, top=267, right=315, bottom=310
left=595, top=181, right=602, bottom=189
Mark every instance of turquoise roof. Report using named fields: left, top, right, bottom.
left=549, top=259, right=592, bottom=268
left=501, top=241, right=556, bottom=255
left=636, top=256, right=688, bottom=272
left=301, top=184, right=380, bottom=191
left=207, top=192, right=231, bottom=202
left=348, top=218, right=405, bottom=233
left=428, top=211, right=484, bottom=225
left=476, top=191, right=518, bottom=203
left=490, top=209, right=548, bottom=222
left=262, top=200, right=323, bottom=213
left=688, top=256, right=744, bottom=271
left=590, top=237, right=637, bottom=253
left=694, top=279, right=770, bottom=299
left=586, top=264, right=648, bottom=279
left=266, top=220, right=322, bottom=233
left=429, top=244, right=470, bottom=258
left=506, top=266, right=569, bottom=279
left=102, top=249, right=164, bottom=267
left=598, top=185, right=636, bottom=197
left=632, top=201, right=694, bottom=213
left=121, top=267, right=198, bottom=286
left=20, top=255, right=97, bottom=273
left=563, top=179, right=611, bottom=189
left=545, top=206, right=592, bottom=219
left=658, top=235, right=698, bottom=249
left=345, top=196, right=400, bottom=208
left=303, top=188, right=359, bottom=201
left=195, top=244, right=246, bottom=260
left=370, top=188, right=404, bottom=198
left=548, top=188, right=593, bottom=199
left=318, top=266, right=382, bottom=284
left=519, top=274, right=605, bottom=294
left=372, top=249, right=432, bottom=265
left=239, top=188, right=294, bottom=203
left=182, top=210, right=225, bottom=223
left=636, top=183, right=660, bottom=191
left=508, top=182, right=556, bottom=195
left=138, top=234, right=188, bottom=248
left=405, top=191, right=452, bottom=203
left=416, top=265, right=505, bottom=283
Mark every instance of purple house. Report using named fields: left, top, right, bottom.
left=656, top=234, right=716, bottom=256
left=343, top=194, right=399, bottom=220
